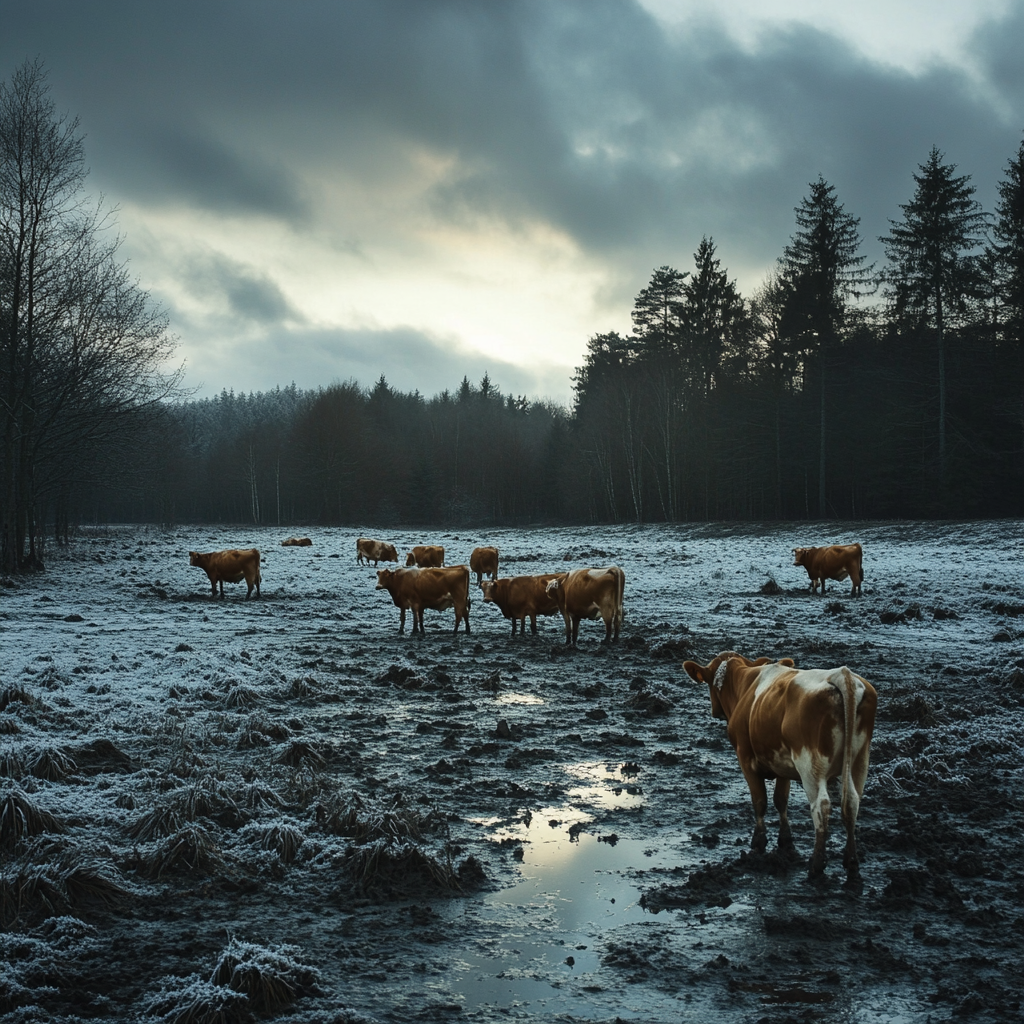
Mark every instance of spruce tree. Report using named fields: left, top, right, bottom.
left=780, top=177, right=873, bottom=516
left=880, top=147, right=987, bottom=486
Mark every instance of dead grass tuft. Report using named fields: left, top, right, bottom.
left=145, top=975, right=252, bottom=1024
left=276, top=741, right=327, bottom=769
left=0, top=716, right=19, bottom=735
left=255, top=823, right=304, bottom=864
left=0, top=748, right=25, bottom=777
left=128, top=775, right=242, bottom=842
left=222, top=686, right=261, bottom=711
left=0, top=785, right=65, bottom=849
left=141, top=823, right=224, bottom=879
left=210, top=938, right=321, bottom=1011
left=0, top=842, right=128, bottom=927
left=0, top=685, right=33, bottom=713
left=241, top=778, right=285, bottom=811
left=344, top=839, right=461, bottom=894
left=27, top=745, right=77, bottom=781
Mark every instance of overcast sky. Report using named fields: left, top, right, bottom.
left=3, top=0, right=1023, bottom=403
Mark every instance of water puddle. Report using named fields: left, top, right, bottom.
left=447, top=765, right=701, bottom=1018
left=494, top=692, right=544, bottom=706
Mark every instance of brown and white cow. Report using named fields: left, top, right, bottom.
left=281, top=536, right=312, bottom=547
left=376, top=566, right=470, bottom=634
left=356, top=537, right=398, bottom=566
left=682, top=651, right=877, bottom=880
left=469, top=546, right=499, bottom=584
left=405, top=545, right=445, bottom=568
left=480, top=574, right=561, bottom=636
left=793, top=543, right=864, bottom=597
left=545, top=566, right=625, bottom=645
left=189, top=549, right=262, bottom=599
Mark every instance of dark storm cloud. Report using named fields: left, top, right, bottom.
left=178, top=252, right=301, bottom=326
left=3, top=0, right=1023, bottom=274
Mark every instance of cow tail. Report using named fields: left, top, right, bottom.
left=836, top=667, right=857, bottom=821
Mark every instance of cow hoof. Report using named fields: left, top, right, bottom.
left=751, top=831, right=768, bottom=855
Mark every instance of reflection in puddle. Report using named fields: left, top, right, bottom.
left=446, top=766, right=699, bottom=1019
left=494, top=692, right=544, bottom=705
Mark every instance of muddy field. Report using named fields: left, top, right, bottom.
left=1, top=520, right=1022, bottom=1023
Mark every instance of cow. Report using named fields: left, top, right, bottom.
left=682, top=651, right=877, bottom=881
left=281, top=536, right=312, bottom=547
left=189, top=549, right=261, bottom=599
left=469, top=546, right=499, bottom=584
left=545, top=566, right=625, bottom=645
left=356, top=537, right=398, bottom=566
left=480, top=574, right=561, bottom=636
left=793, top=543, right=864, bottom=597
left=376, top=566, right=470, bottom=634
left=405, top=545, right=445, bottom=568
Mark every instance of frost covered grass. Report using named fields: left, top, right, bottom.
left=0, top=521, right=1021, bottom=1021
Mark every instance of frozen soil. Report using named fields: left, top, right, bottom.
left=0, top=520, right=1022, bottom=1023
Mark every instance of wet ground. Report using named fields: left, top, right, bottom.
left=0, top=520, right=1022, bottom=1023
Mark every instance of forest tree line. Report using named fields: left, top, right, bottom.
left=91, top=140, right=1024, bottom=529
left=4, top=58, right=1024, bottom=571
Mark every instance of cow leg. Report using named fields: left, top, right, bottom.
left=842, top=742, right=870, bottom=878
left=799, top=762, right=832, bottom=877
left=510, top=618, right=518, bottom=637
left=562, top=612, right=572, bottom=644
left=398, top=608, right=406, bottom=634
left=773, top=779, right=797, bottom=855
left=529, top=614, right=537, bottom=635
left=743, top=772, right=769, bottom=854
left=571, top=615, right=581, bottom=645
left=602, top=614, right=613, bottom=643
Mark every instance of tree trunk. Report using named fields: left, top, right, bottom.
left=936, top=286, right=947, bottom=485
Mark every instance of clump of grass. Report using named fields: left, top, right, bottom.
left=128, top=774, right=242, bottom=841
left=210, top=938, right=321, bottom=1011
left=240, top=778, right=285, bottom=811
left=0, top=842, right=128, bottom=927
left=236, top=715, right=290, bottom=750
left=255, top=823, right=304, bottom=864
left=0, top=717, right=19, bottom=735
left=0, top=685, right=33, bottom=713
left=141, top=823, right=223, bottom=879
left=288, top=676, right=319, bottom=699
left=344, top=839, right=461, bottom=895
left=276, top=741, right=326, bottom=769
left=222, top=685, right=260, bottom=711
left=27, top=746, right=77, bottom=781
left=0, top=785, right=65, bottom=849
left=145, top=975, right=251, bottom=1024
left=0, top=749, right=25, bottom=778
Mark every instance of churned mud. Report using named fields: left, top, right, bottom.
left=0, top=521, right=1022, bottom=1023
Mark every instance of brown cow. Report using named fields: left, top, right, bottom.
left=793, top=543, right=864, bottom=596
left=545, top=566, right=625, bottom=645
left=357, top=537, right=398, bottom=566
left=405, top=545, right=445, bottom=568
left=470, top=546, right=499, bottom=584
left=189, top=549, right=261, bottom=599
left=376, top=566, right=470, bottom=634
left=480, top=574, right=561, bottom=636
left=281, top=536, right=312, bottom=547
left=682, top=651, right=877, bottom=881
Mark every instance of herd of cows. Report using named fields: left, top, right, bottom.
left=188, top=537, right=873, bottom=882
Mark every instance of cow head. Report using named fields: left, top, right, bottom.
left=480, top=581, right=496, bottom=602
left=189, top=551, right=201, bottom=566
left=793, top=547, right=808, bottom=566
left=376, top=570, right=395, bottom=590
left=683, top=652, right=791, bottom=720
left=405, top=552, right=416, bottom=566
left=383, top=545, right=397, bottom=562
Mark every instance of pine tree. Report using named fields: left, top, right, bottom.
left=780, top=177, right=873, bottom=517
left=991, top=135, right=1024, bottom=342
left=880, top=147, right=987, bottom=485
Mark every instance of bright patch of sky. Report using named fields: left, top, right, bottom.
left=638, top=0, right=1011, bottom=73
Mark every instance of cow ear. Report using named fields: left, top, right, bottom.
left=682, top=660, right=705, bottom=683
left=779, top=657, right=795, bottom=667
